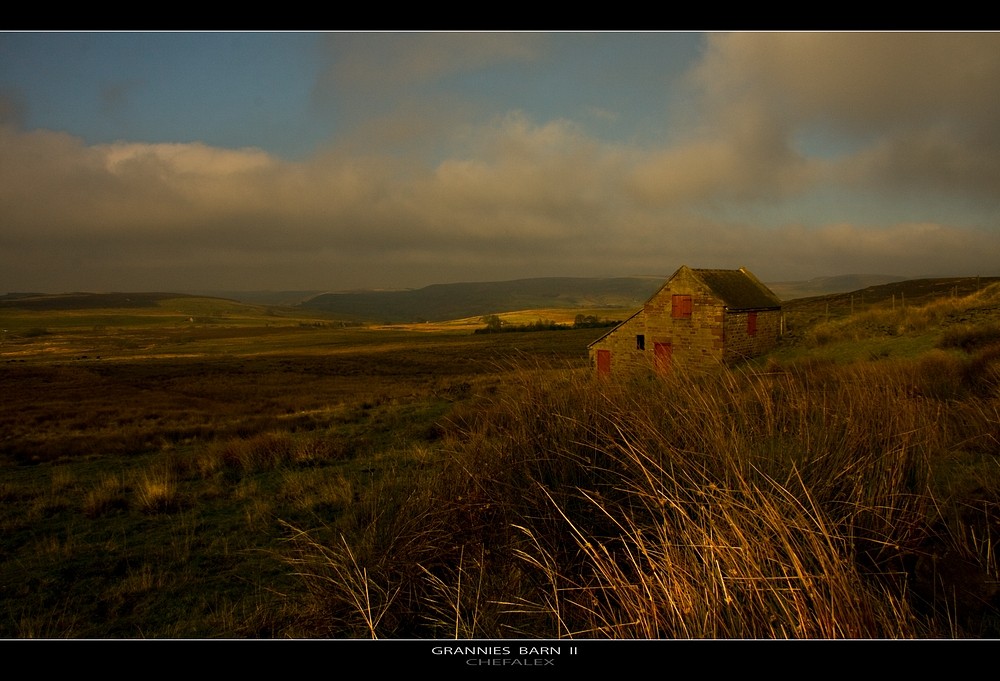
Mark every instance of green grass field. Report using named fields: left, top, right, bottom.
left=2, top=284, right=1000, bottom=638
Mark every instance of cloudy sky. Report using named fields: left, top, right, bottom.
left=1, top=31, right=999, bottom=293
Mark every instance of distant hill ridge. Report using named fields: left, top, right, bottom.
left=766, top=274, right=909, bottom=301
left=0, top=292, right=203, bottom=311
left=6, top=275, right=999, bottom=321
left=301, top=275, right=1000, bottom=322
left=781, top=275, right=1000, bottom=310
left=299, top=276, right=667, bottom=323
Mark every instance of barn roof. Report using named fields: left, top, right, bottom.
left=586, top=266, right=781, bottom=349
left=688, top=267, right=782, bottom=311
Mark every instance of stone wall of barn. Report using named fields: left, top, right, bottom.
left=721, top=309, right=783, bottom=363
left=587, top=312, right=647, bottom=374
left=643, top=268, right=725, bottom=371
left=588, top=268, right=783, bottom=374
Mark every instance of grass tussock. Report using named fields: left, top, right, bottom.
left=285, top=361, right=1000, bottom=638
left=939, top=323, right=1000, bottom=353
left=133, top=467, right=180, bottom=514
left=82, top=474, right=128, bottom=518
left=279, top=469, right=354, bottom=514
left=198, top=432, right=296, bottom=475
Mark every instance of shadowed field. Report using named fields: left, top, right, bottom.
left=0, top=299, right=608, bottom=637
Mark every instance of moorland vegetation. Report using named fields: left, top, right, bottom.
left=1, top=279, right=999, bottom=638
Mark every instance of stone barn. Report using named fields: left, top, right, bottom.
left=588, top=266, right=783, bottom=375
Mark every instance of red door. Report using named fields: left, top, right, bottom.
left=654, top=342, right=672, bottom=373
left=596, top=349, right=611, bottom=375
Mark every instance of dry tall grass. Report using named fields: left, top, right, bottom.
left=284, top=354, right=1000, bottom=638
left=804, top=282, right=1000, bottom=348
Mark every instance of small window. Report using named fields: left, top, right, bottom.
left=672, top=295, right=692, bottom=318
left=636, top=334, right=645, bottom=350
left=747, top=312, right=758, bottom=336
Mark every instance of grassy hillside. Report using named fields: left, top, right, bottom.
left=783, top=275, right=1000, bottom=315
left=2, top=278, right=1000, bottom=638
left=776, top=276, right=1000, bottom=363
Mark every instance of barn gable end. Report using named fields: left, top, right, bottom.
left=588, top=266, right=782, bottom=374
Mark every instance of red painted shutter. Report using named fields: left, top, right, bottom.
left=654, top=342, right=672, bottom=373
left=672, top=295, right=692, bottom=318
left=596, top=349, right=611, bottom=374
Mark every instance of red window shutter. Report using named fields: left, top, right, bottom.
left=747, top=312, right=757, bottom=336
left=596, top=349, right=611, bottom=374
left=672, top=295, right=692, bottom=318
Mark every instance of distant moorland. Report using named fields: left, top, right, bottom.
left=206, top=273, right=989, bottom=323
left=2, top=275, right=1000, bottom=638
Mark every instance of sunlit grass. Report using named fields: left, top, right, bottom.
left=3, top=284, right=1000, bottom=638
left=134, top=467, right=179, bottom=514
left=287, top=353, right=1000, bottom=638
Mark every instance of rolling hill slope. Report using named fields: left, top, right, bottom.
left=299, top=277, right=666, bottom=323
